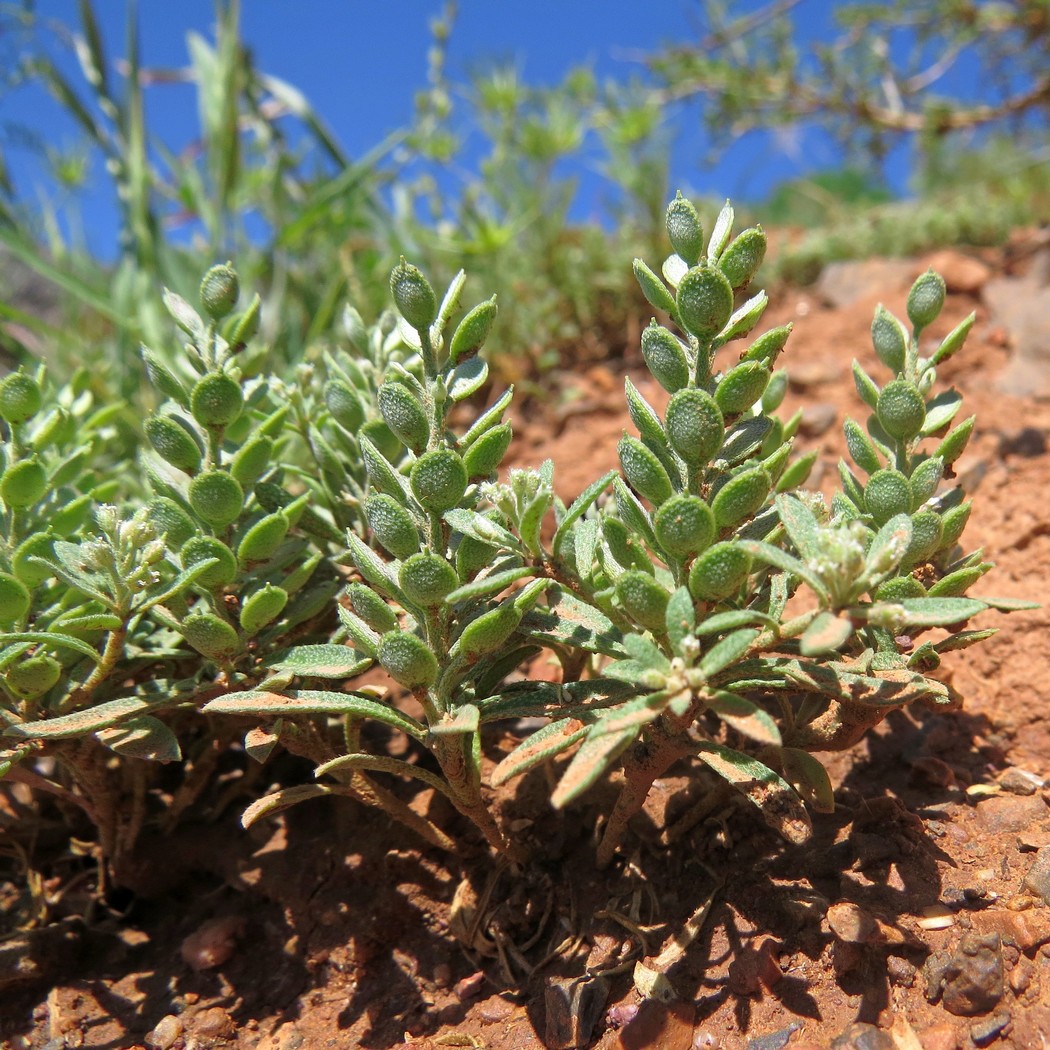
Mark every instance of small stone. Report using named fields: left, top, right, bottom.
left=1022, top=846, right=1050, bottom=905
left=746, top=1022, right=801, bottom=1050
left=827, top=902, right=878, bottom=944
left=477, top=995, right=515, bottom=1023
left=1017, top=828, right=1050, bottom=851
left=193, top=1006, right=233, bottom=1039
left=970, top=906, right=1050, bottom=952
left=815, top=258, right=914, bottom=308
left=146, top=1015, right=183, bottom=1050
left=926, top=250, right=992, bottom=295
left=940, top=933, right=1004, bottom=1016
left=975, top=794, right=1048, bottom=834
left=180, top=915, right=244, bottom=971
left=432, top=962, right=452, bottom=987
left=829, top=1021, right=895, bottom=1050
left=612, top=999, right=693, bottom=1050
left=998, top=767, right=1045, bottom=796
left=453, top=970, right=485, bottom=1001
left=918, top=1021, right=958, bottom=1050
left=969, top=1010, right=1011, bottom=1047
left=886, top=956, right=916, bottom=987
left=798, top=403, right=837, bottom=437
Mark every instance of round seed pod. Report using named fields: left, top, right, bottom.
left=378, top=631, right=438, bottom=689
left=871, top=305, right=907, bottom=375
left=664, top=389, right=724, bottom=466
left=1, top=459, right=47, bottom=509
left=711, top=467, right=770, bottom=527
left=463, top=423, right=512, bottom=478
left=906, top=269, right=946, bottom=330
left=399, top=553, right=459, bottom=607
left=676, top=265, right=734, bottom=341
left=378, top=382, right=430, bottom=452
left=618, top=435, right=673, bottom=506
left=189, top=470, right=244, bottom=529
left=410, top=449, right=468, bottom=514
left=616, top=570, right=670, bottom=632
left=449, top=297, right=498, bottom=363
left=324, top=379, right=364, bottom=431
left=715, top=361, right=770, bottom=416
left=199, top=263, right=240, bottom=320
left=937, top=500, right=971, bottom=552
left=875, top=576, right=926, bottom=601
left=718, top=226, right=767, bottom=289
left=743, top=324, right=792, bottom=365
left=145, top=415, right=202, bottom=473
left=239, top=584, right=288, bottom=634
left=191, top=373, right=243, bottom=428
left=365, top=493, right=420, bottom=560
left=182, top=535, right=237, bottom=590
left=654, top=494, right=716, bottom=557
left=864, top=469, right=911, bottom=526
left=5, top=654, right=62, bottom=699
left=390, top=260, right=437, bottom=330
left=458, top=606, right=522, bottom=659
left=688, top=542, right=752, bottom=602
left=456, top=535, right=497, bottom=581
left=12, top=531, right=55, bottom=587
left=181, top=612, right=241, bottom=661
left=909, top=456, right=944, bottom=509
left=665, top=192, right=704, bottom=266
left=231, top=434, right=275, bottom=486
left=0, top=372, right=42, bottom=424
left=347, top=582, right=398, bottom=633
left=902, top=510, right=943, bottom=568
left=146, top=497, right=196, bottom=550
left=640, top=322, right=690, bottom=394
left=237, top=512, right=289, bottom=565
left=876, top=379, right=926, bottom=441
left=0, top=572, right=31, bottom=623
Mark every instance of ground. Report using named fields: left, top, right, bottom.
left=2, top=234, right=1049, bottom=1050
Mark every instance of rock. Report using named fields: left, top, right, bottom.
left=974, top=793, right=1048, bottom=834
left=918, top=1022, right=958, bottom=1050
left=193, top=1006, right=233, bottom=1039
left=477, top=995, right=516, bottom=1023
left=180, top=915, right=244, bottom=971
left=827, top=902, right=879, bottom=944
left=969, top=1010, right=1011, bottom=1046
left=1022, top=846, right=1050, bottom=904
left=829, top=1021, right=895, bottom=1050
left=998, top=767, right=1045, bottom=795
left=1017, top=828, right=1050, bottom=851
left=815, top=259, right=914, bottom=308
left=612, top=998, right=694, bottom=1050
left=146, top=1015, right=183, bottom=1050
left=925, top=250, right=992, bottom=295
left=983, top=250, right=1050, bottom=398
left=746, top=1022, right=802, bottom=1050
left=798, top=403, right=837, bottom=438
left=939, top=933, right=1004, bottom=1016
left=727, top=935, right=783, bottom=994
left=923, top=949, right=953, bottom=1002
left=453, top=970, right=485, bottom=1001
left=969, top=905, right=1050, bottom=952
left=545, top=974, right=610, bottom=1049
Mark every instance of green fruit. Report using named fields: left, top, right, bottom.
left=456, top=535, right=497, bottom=581
left=239, top=584, right=288, bottom=634
left=191, top=373, right=243, bottom=428
left=711, top=467, right=770, bottom=527
left=654, top=495, right=715, bottom=557
left=909, top=457, right=944, bottom=509
left=902, top=510, right=943, bottom=568
left=365, top=494, right=420, bottom=560
left=864, top=469, right=911, bottom=526
left=5, top=654, right=62, bottom=699
left=378, top=382, right=430, bottom=452
left=1, top=459, right=47, bottom=509
left=935, top=416, right=975, bottom=465
left=0, top=372, right=42, bottom=424
left=347, top=582, right=398, bottom=633
left=457, top=606, right=522, bottom=659
left=199, top=263, right=240, bottom=320
left=464, top=424, right=512, bottom=478
left=633, top=259, right=678, bottom=316
left=742, top=324, right=792, bottom=365
left=145, top=415, right=202, bottom=473
left=377, top=631, right=438, bottom=689
left=688, top=542, right=752, bottom=602
left=718, top=226, right=766, bottom=289
left=449, top=297, right=498, bottom=363
left=665, top=192, right=704, bottom=265
left=361, top=419, right=401, bottom=462
left=676, top=264, right=734, bottom=341
left=616, top=570, right=670, bottom=632
left=938, top=500, right=971, bottom=552
left=716, top=361, right=770, bottom=416
left=875, top=576, right=926, bottom=601
left=876, top=380, right=926, bottom=441
left=324, top=379, right=364, bottom=431
left=361, top=436, right=405, bottom=497
left=410, top=449, right=468, bottom=514
left=0, top=572, right=31, bottom=623
left=761, top=369, right=788, bottom=414
left=640, top=322, right=690, bottom=394
left=146, top=497, right=196, bottom=550
left=871, top=305, right=907, bottom=374
left=189, top=470, right=244, bottom=528
left=390, top=260, right=437, bottom=330
left=618, top=435, right=673, bottom=506
left=12, top=532, right=55, bottom=587
left=399, top=553, right=459, bottom=607
left=231, top=434, right=275, bottom=486
left=907, top=269, right=946, bottom=330
left=181, top=612, right=241, bottom=661
left=237, top=512, right=289, bottom=565
left=664, top=389, right=724, bottom=466
left=182, top=536, right=237, bottom=589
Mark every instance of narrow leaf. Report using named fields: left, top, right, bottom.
left=491, top=717, right=592, bottom=786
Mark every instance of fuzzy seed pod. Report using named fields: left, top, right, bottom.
left=5, top=654, right=62, bottom=699
left=237, top=512, right=289, bottom=565
left=225, top=293, right=261, bottom=349
left=189, top=470, right=244, bottom=528
left=239, top=584, right=288, bottom=634
left=390, top=260, right=437, bottom=330
left=181, top=612, right=241, bottom=661
left=231, top=434, right=275, bottom=487
left=618, top=435, right=673, bottom=507
left=875, top=576, right=926, bottom=601
left=934, top=416, right=975, bottom=465
left=399, top=553, right=459, bottom=607
left=688, top=542, right=752, bottom=602
left=718, top=227, right=766, bottom=289
left=676, top=265, right=734, bottom=341
left=410, top=449, right=468, bottom=514
left=12, top=532, right=55, bottom=587
left=456, top=535, right=497, bottom=581
left=146, top=497, right=196, bottom=551
left=458, top=606, right=522, bottom=659
left=182, top=536, right=238, bottom=590
left=876, top=379, right=926, bottom=441
left=449, top=297, right=498, bottom=363
left=365, top=493, right=421, bottom=560
left=0, top=372, right=42, bottom=424
left=654, top=494, right=716, bottom=557
left=361, top=419, right=401, bottom=462
left=347, top=582, right=398, bottom=633
left=664, top=389, right=724, bottom=466
left=0, top=572, right=31, bottom=623
left=742, top=324, right=792, bottom=365
left=378, top=382, right=430, bottom=452
left=145, top=415, right=203, bottom=473
left=871, top=306, right=908, bottom=375
left=616, top=570, right=670, bottom=632
left=906, top=269, right=946, bottom=330
left=1, top=459, right=47, bottom=509
left=864, top=469, right=911, bottom=526
left=324, top=379, right=364, bottom=431
left=199, top=263, right=240, bottom=320
left=633, top=259, right=678, bottom=316
left=464, top=423, right=512, bottom=478
left=378, top=631, right=438, bottom=689
left=715, top=361, right=770, bottom=416
left=191, top=373, right=243, bottom=428
left=902, top=510, right=943, bottom=568
left=665, top=192, right=704, bottom=266
left=937, top=500, right=971, bottom=552
left=909, top=457, right=944, bottom=509
left=711, top=467, right=770, bottom=527
left=640, top=323, right=690, bottom=394
left=762, top=369, right=789, bottom=414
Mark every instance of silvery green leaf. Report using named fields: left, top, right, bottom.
left=427, top=703, right=480, bottom=736
left=978, top=596, right=1039, bottom=612
left=244, top=726, right=280, bottom=764
left=436, top=269, right=467, bottom=333
left=604, top=659, right=665, bottom=687
left=316, top=752, right=455, bottom=798
left=337, top=605, right=380, bottom=657
left=97, top=716, right=181, bottom=762
left=739, top=540, right=830, bottom=602
left=800, top=611, right=852, bottom=655
left=720, top=415, right=773, bottom=465
left=551, top=723, right=638, bottom=809
left=519, top=585, right=628, bottom=658
left=446, top=566, right=534, bottom=605
left=625, top=378, right=669, bottom=451
left=851, top=360, right=880, bottom=410
left=141, top=346, right=190, bottom=407
left=444, top=508, right=522, bottom=553
left=0, top=631, right=102, bottom=664
left=590, top=692, right=671, bottom=736
left=780, top=747, right=835, bottom=813
left=573, top=518, right=600, bottom=579
left=884, top=596, right=985, bottom=627
left=461, top=388, right=514, bottom=447
left=700, top=628, right=758, bottom=677
left=395, top=314, right=422, bottom=350
left=613, top=479, right=658, bottom=550
left=162, top=289, right=205, bottom=340
left=920, top=389, right=963, bottom=435
left=775, top=494, right=822, bottom=562
left=345, top=529, right=402, bottom=595
left=264, top=644, right=372, bottom=679
left=491, top=717, right=592, bottom=786
left=706, top=691, right=781, bottom=746
left=448, top=356, right=488, bottom=402
left=661, top=253, right=688, bottom=289
left=933, top=628, right=997, bottom=653
left=622, top=633, right=670, bottom=671
left=665, top=587, right=695, bottom=651
left=707, top=200, right=734, bottom=261
left=6, top=691, right=171, bottom=739
left=694, top=610, right=778, bottom=636
left=241, top=784, right=339, bottom=829
left=865, top=513, right=912, bottom=579
left=717, top=290, right=768, bottom=343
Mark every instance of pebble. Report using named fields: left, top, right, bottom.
left=829, top=1021, right=895, bottom=1050
left=969, top=905, right=1050, bottom=952
left=612, top=999, right=694, bottom=1050
left=998, top=767, right=1045, bottom=795
left=193, top=1006, right=233, bottom=1039
left=146, top=1014, right=183, bottom=1050
left=476, top=995, right=515, bottom=1023
left=938, top=933, right=1005, bottom=1016
left=969, top=1010, right=1011, bottom=1047
left=918, top=1021, right=958, bottom=1050
left=974, top=794, right=1048, bottom=834
left=815, top=259, right=914, bottom=308
left=746, top=1022, right=801, bottom=1050
left=180, top=916, right=244, bottom=972
left=1022, top=846, right=1050, bottom=905
left=453, top=970, right=485, bottom=1001
left=798, top=403, right=837, bottom=437
left=1017, top=828, right=1050, bottom=851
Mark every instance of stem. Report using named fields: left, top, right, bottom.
left=58, top=623, right=128, bottom=715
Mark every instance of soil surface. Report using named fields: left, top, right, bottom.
left=3, top=236, right=1050, bottom=1050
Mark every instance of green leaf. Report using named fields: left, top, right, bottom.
left=933, top=629, right=997, bottom=653
left=264, top=645, right=372, bottom=679
left=780, top=748, right=835, bottom=813
left=622, top=633, right=670, bottom=671
left=665, top=587, right=696, bottom=651
left=590, top=692, right=671, bottom=736
left=445, top=566, right=534, bottom=604
left=345, top=529, right=402, bottom=596
left=519, top=586, right=628, bottom=658
left=694, top=610, right=779, bottom=636
left=461, top=388, right=514, bottom=447
left=0, top=631, right=102, bottom=664
left=491, top=717, right=592, bottom=787
left=979, top=596, right=1040, bottom=612
left=920, top=389, right=963, bottom=435
left=775, top=494, right=822, bottom=562
left=625, top=378, right=670, bottom=451
left=428, top=704, right=481, bottom=736
left=5, top=691, right=172, bottom=740
left=865, top=513, right=912, bottom=579
left=448, top=356, right=488, bottom=402
left=241, top=784, right=340, bottom=829
left=314, top=752, right=455, bottom=798
left=551, top=724, right=637, bottom=809
left=97, top=716, right=181, bottom=762
left=893, top=597, right=986, bottom=626
left=800, top=612, right=852, bottom=655
left=738, top=540, right=830, bottom=602
left=553, top=470, right=618, bottom=554
left=706, top=691, right=781, bottom=745
left=700, top=628, right=759, bottom=677
left=444, top=509, right=522, bottom=553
